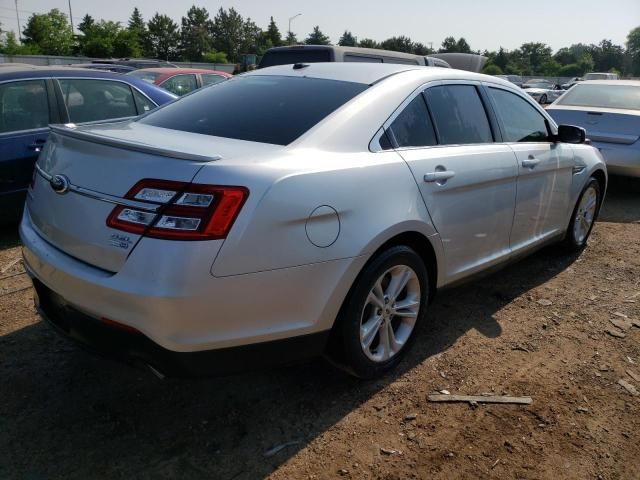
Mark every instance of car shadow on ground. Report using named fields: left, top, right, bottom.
left=0, top=242, right=582, bottom=479
left=599, top=175, right=640, bottom=224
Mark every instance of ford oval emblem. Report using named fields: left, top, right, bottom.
left=50, top=174, right=70, bottom=194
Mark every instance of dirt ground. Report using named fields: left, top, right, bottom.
left=1, top=176, right=639, bottom=480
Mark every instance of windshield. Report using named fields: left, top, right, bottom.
left=258, top=49, right=331, bottom=68
left=556, top=84, right=640, bottom=110
left=139, top=75, right=368, bottom=145
left=127, top=71, right=162, bottom=83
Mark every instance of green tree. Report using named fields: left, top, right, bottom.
left=285, top=31, right=298, bottom=45
left=439, top=36, right=457, bottom=53
left=22, top=9, right=74, bottom=55
left=79, top=20, right=121, bottom=57
left=211, top=8, right=245, bottom=62
left=412, top=42, right=432, bottom=56
left=358, top=38, right=379, bottom=49
left=203, top=50, right=228, bottom=63
left=482, top=64, right=503, bottom=75
left=591, top=39, right=624, bottom=73
left=240, top=17, right=262, bottom=55
left=78, top=14, right=95, bottom=34
left=305, top=26, right=330, bottom=45
left=338, top=30, right=357, bottom=47
left=557, top=63, right=583, bottom=77
left=380, top=36, right=414, bottom=53
left=627, top=26, right=640, bottom=75
left=493, top=47, right=509, bottom=71
left=0, top=30, right=40, bottom=54
left=128, top=7, right=147, bottom=57
left=265, top=16, right=282, bottom=47
left=456, top=37, right=471, bottom=53
left=180, top=6, right=213, bottom=61
left=113, top=29, right=142, bottom=58
left=146, top=13, right=180, bottom=60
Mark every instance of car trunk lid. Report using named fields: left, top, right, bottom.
left=548, top=107, right=640, bottom=145
left=26, top=122, right=233, bottom=272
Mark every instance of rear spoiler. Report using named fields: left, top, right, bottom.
left=49, top=124, right=222, bottom=162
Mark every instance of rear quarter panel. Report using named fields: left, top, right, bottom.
left=204, top=150, right=438, bottom=277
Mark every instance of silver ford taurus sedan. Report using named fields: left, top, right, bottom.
left=20, top=63, right=607, bottom=378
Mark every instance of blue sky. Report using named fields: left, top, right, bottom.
left=2, top=0, right=638, bottom=52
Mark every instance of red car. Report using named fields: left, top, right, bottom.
left=127, top=68, right=232, bottom=96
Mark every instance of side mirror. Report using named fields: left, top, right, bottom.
left=557, top=124, right=586, bottom=144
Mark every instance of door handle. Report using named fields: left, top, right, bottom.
left=424, top=170, right=455, bottom=183
left=28, top=139, right=46, bottom=153
left=521, top=156, right=540, bottom=169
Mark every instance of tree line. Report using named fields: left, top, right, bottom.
left=0, top=6, right=638, bottom=76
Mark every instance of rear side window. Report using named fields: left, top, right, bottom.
left=58, top=79, right=137, bottom=123
left=201, top=74, right=227, bottom=86
left=132, top=89, right=157, bottom=114
left=425, top=85, right=493, bottom=145
left=161, top=74, right=198, bottom=96
left=0, top=80, right=50, bottom=133
left=258, top=50, right=331, bottom=68
left=345, top=55, right=383, bottom=63
left=489, top=88, right=549, bottom=142
left=387, top=95, right=437, bottom=148
left=139, top=75, right=367, bottom=145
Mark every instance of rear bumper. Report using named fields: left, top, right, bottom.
left=32, top=277, right=330, bottom=377
left=593, top=141, right=640, bottom=177
left=20, top=206, right=364, bottom=357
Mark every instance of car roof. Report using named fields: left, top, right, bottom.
left=0, top=65, right=141, bottom=81
left=134, top=67, right=231, bottom=76
left=243, top=62, right=502, bottom=86
left=578, top=80, right=640, bottom=86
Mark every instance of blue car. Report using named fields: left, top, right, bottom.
left=0, top=65, right=177, bottom=224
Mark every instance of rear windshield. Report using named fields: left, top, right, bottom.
left=557, top=84, right=640, bottom=110
left=258, top=49, right=331, bottom=68
left=127, top=71, right=162, bottom=83
left=138, top=75, right=367, bottom=145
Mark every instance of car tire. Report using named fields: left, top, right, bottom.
left=540, top=94, right=548, bottom=104
left=563, top=177, right=601, bottom=251
left=328, top=245, right=429, bottom=379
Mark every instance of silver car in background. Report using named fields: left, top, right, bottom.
left=547, top=80, right=640, bottom=177
left=20, top=64, right=606, bottom=379
left=522, top=79, right=565, bottom=104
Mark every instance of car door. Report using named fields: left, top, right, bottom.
left=485, top=85, right=574, bottom=252
left=56, top=78, right=139, bottom=124
left=387, top=82, right=519, bottom=282
left=0, top=79, right=56, bottom=222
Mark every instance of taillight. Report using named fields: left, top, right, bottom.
left=106, top=179, right=249, bottom=241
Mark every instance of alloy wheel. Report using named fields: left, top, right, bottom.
left=359, top=265, right=421, bottom=362
left=573, top=185, right=598, bottom=244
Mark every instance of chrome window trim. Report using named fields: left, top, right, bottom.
left=371, top=79, right=498, bottom=152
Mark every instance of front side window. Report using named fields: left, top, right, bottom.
left=140, top=75, right=368, bottom=145
left=58, top=79, right=137, bottom=123
left=161, top=74, right=198, bottom=96
left=489, top=88, right=549, bottom=142
left=424, top=85, right=493, bottom=145
left=387, top=94, right=437, bottom=148
left=201, top=74, right=227, bottom=87
left=0, top=80, right=50, bottom=133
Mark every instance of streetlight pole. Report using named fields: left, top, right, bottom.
left=288, top=13, right=302, bottom=44
left=15, top=0, right=22, bottom=42
left=68, top=0, right=75, bottom=36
